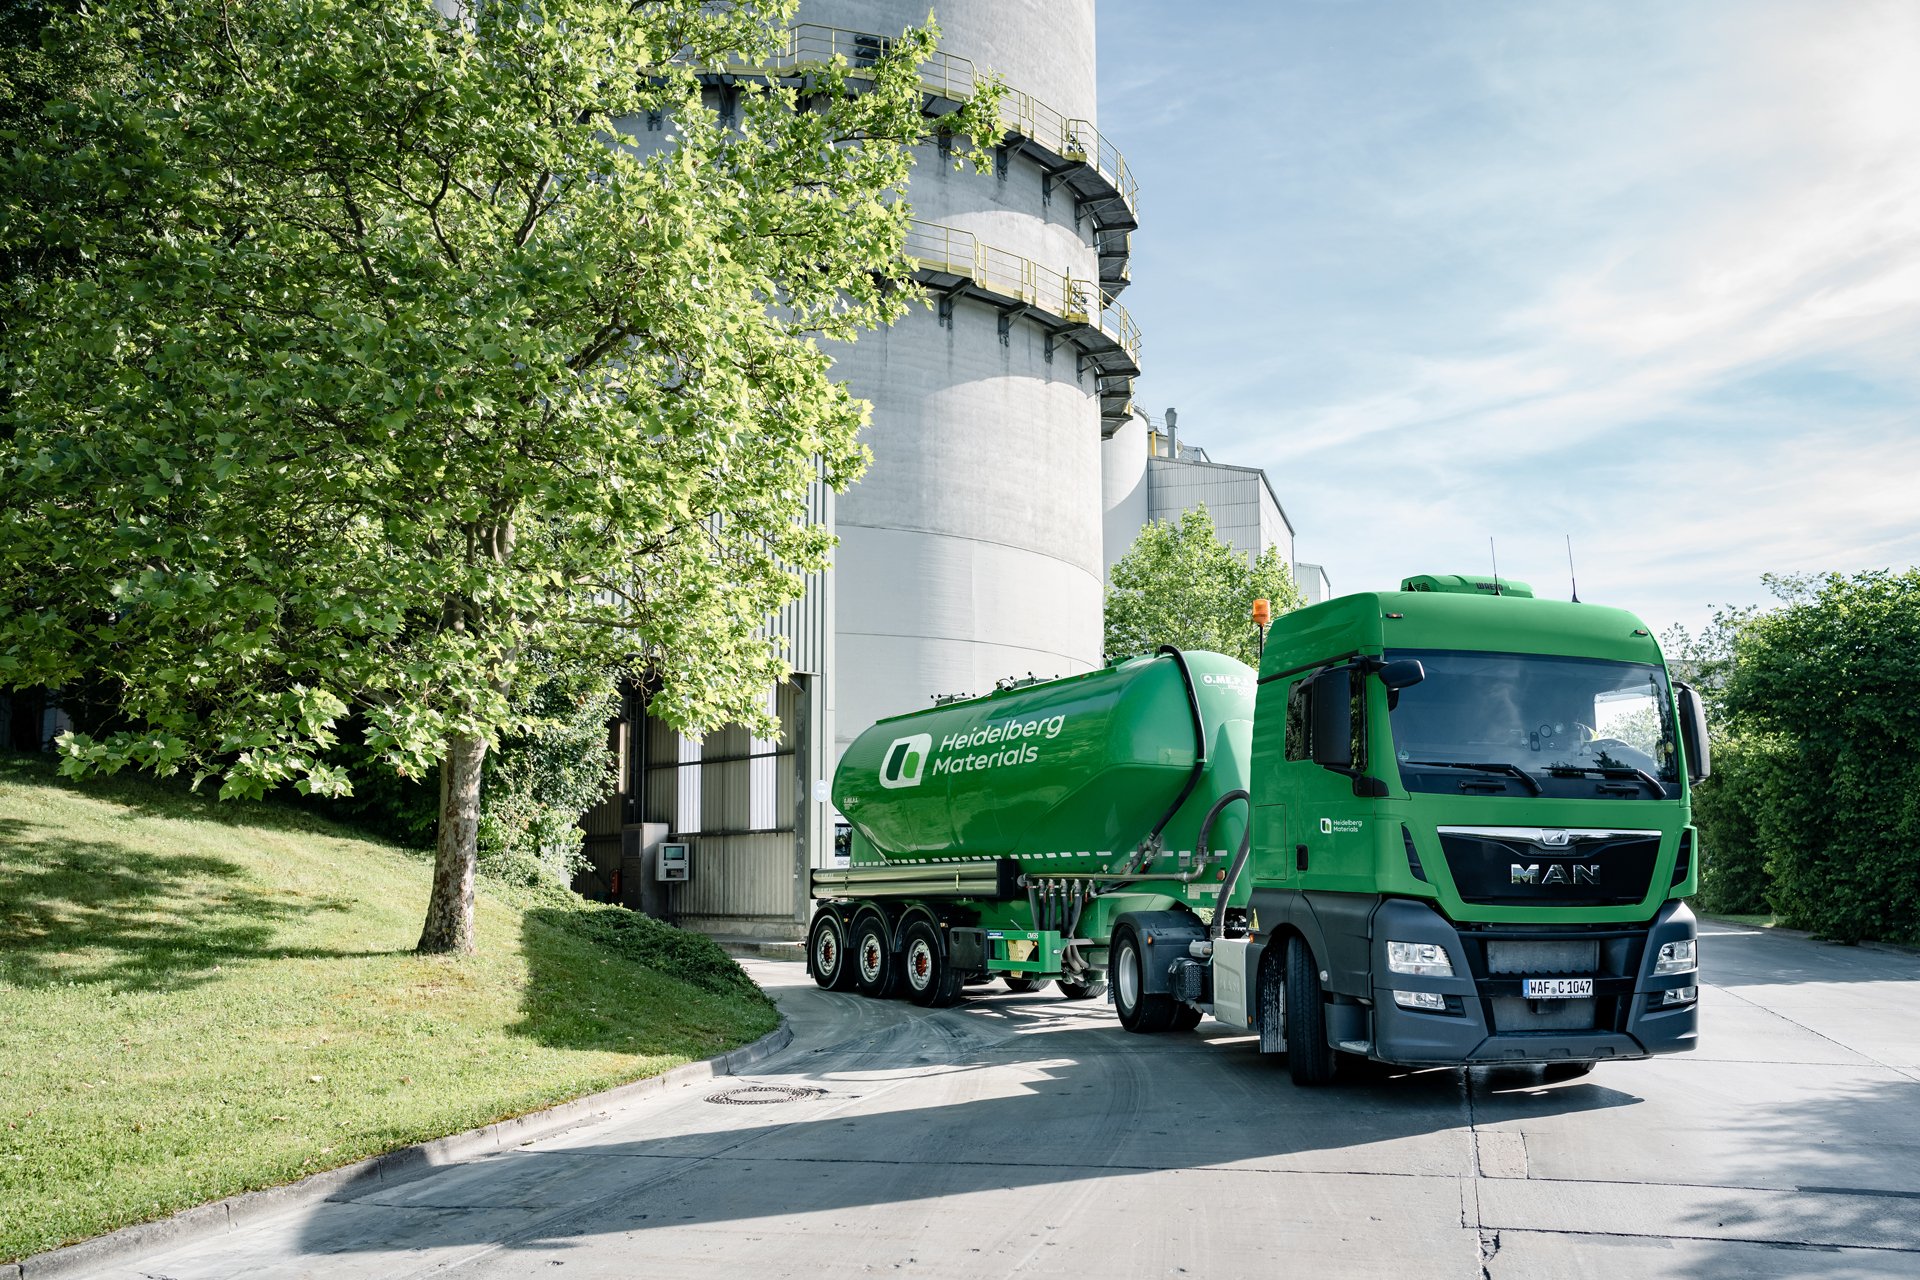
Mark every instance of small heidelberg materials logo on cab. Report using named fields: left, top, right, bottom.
left=880, top=734, right=932, bottom=789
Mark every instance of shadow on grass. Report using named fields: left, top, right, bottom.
left=0, top=751, right=421, bottom=847
left=0, top=759, right=392, bottom=992
left=512, top=904, right=775, bottom=1055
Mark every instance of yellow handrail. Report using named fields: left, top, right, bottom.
left=903, top=220, right=1140, bottom=366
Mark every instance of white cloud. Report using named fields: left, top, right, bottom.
left=1129, top=0, right=1920, bottom=629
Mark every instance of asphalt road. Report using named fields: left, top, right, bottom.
left=80, top=921, right=1920, bottom=1280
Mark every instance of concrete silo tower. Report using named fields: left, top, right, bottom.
left=595, top=3, right=1140, bottom=939
left=795, top=0, right=1141, bottom=758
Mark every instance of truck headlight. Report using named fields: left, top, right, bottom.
left=1654, top=939, right=1696, bottom=975
left=1661, top=986, right=1697, bottom=1006
left=1393, top=989, right=1447, bottom=1011
left=1386, top=941, right=1453, bottom=977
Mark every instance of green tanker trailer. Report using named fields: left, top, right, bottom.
left=810, top=574, right=1711, bottom=1084
left=813, top=646, right=1257, bottom=1008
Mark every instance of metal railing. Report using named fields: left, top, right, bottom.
left=711, top=25, right=1139, bottom=214
left=903, top=220, right=1140, bottom=366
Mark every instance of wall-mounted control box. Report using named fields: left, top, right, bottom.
left=657, top=841, right=690, bottom=882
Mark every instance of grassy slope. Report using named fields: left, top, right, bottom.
left=0, top=755, right=777, bottom=1262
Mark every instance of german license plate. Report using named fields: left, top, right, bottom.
left=1522, top=977, right=1593, bottom=999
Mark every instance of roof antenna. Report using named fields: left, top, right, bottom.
left=1565, top=534, right=1581, bottom=603
left=1489, top=536, right=1502, bottom=596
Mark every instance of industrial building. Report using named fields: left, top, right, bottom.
left=585, top=3, right=1317, bottom=941
left=1100, top=409, right=1297, bottom=578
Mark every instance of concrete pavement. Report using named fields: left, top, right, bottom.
left=56, top=922, right=1920, bottom=1279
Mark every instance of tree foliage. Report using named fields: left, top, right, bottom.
left=1716, top=569, right=1920, bottom=943
left=1104, top=506, right=1304, bottom=667
left=474, top=656, right=621, bottom=888
left=1668, top=571, right=1920, bottom=941
left=0, top=0, right=1001, bottom=950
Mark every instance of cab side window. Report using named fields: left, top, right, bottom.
left=1285, top=677, right=1311, bottom=761
left=1284, top=668, right=1367, bottom=769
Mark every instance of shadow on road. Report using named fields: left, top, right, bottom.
left=294, top=981, right=1639, bottom=1257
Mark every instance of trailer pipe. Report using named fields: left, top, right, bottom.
left=1200, top=789, right=1253, bottom=939
left=1129, top=644, right=1207, bottom=873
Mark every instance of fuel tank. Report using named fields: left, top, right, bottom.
left=832, top=649, right=1256, bottom=873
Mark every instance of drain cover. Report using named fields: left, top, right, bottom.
left=705, top=1085, right=827, bottom=1105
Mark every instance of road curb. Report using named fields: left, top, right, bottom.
left=14, top=1018, right=793, bottom=1280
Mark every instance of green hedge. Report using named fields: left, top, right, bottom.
left=1707, top=570, right=1920, bottom=944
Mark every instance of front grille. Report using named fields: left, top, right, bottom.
left=1454, top=922, right=1648, bottom=1038
left=1486, top=940, right=1598, bottom=974
left=1438, top=827, right=1661, bottom=906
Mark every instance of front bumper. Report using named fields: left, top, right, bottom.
left=1366, top=898, right=1698, bottom=1067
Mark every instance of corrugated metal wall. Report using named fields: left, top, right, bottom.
left=579, top=473, right=835, bottom=937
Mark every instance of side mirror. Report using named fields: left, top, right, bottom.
left=1677, top=683, right=1711, bottom=783
left=1308, top=668, right=1354, bottom=769
left=1378, top=659, right=1425, bottom=692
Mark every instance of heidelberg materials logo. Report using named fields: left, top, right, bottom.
left=880, top=734, right=932, bottom=789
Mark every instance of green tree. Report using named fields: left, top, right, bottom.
left=0, top=0, right=1000, bottom=951
left=1104, top=506, right=1304, bottom=667
left=1719, top=569, right=1920, bottom=943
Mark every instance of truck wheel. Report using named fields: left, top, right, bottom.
left=852, top=915, right=897, bottom=999
left=1056, top=976, right=1106, bottom=1001
left=808, top=912, right=856, bottom=992
left=901, top=921, right=963, bottom=1008
left=1112, top=925, right=1175, bottom=1033
left=1002, top=976, right=1038, bottom=993
left=1285, top=937, right=1336, bottom=1086
left=1170, top=1004, right=1203, bottom=1032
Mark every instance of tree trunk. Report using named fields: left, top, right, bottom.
left=417, top=732, right=488, bottom=954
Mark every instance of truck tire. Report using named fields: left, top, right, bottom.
left=1170, top=1003, right=1203, bottom=1032
left=1002, top=976, right=1038, bottom=993
left=901, top=920, right=963, bottom=1008
left=1112, top=924, right=1176, bottom=1033
left=1056, top=976, right=1106, bottom=1001
left=808, top=912, right=856, bottom=992
left=852, top=915, right=897, bottom=999
left=1285, top=936, right=1336, bottom=1086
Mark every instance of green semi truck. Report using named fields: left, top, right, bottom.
left=808, top=574, right=1710, bottom=1083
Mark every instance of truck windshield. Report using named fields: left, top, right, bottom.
left=1385, top=649, right=1680, bottom=800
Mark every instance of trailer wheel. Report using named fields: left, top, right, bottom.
left=1285, top=937, right=1336, bottom=1086
left=1170, top=1004, right=1203, bottom=1032
left=852, top=915, right=897, bottom=999
left=1002, top=976, right=1038, bottom=993
left=1112, top=924, right=1176, bottom=1033
left=1056, top=976, right=1106, bottom=1001
left=901, top=921, right=963, bottom=1008
left=808, top=912, right=856, bottom=992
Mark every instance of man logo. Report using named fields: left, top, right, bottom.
left=879, top=734, right=932, bottom=789
left=1540, top=829, right=1573, bottom=847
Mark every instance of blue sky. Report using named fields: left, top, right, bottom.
left=1095, top=0, right=1920, bottom=634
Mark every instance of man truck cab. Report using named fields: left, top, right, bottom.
left=1210, top=574, right=1709, bottom=1082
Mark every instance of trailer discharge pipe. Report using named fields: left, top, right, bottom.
left=1022, top=787, right=1250, bottom=892
left=1200, top=789, right=1253, bottom=940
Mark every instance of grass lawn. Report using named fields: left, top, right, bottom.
left=0, top=753, right=778, bottom=1262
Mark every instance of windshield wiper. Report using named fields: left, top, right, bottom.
left=1401, top=759, right=1543, bottom=796
left=1547, top=764, right=1665, bottom=796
